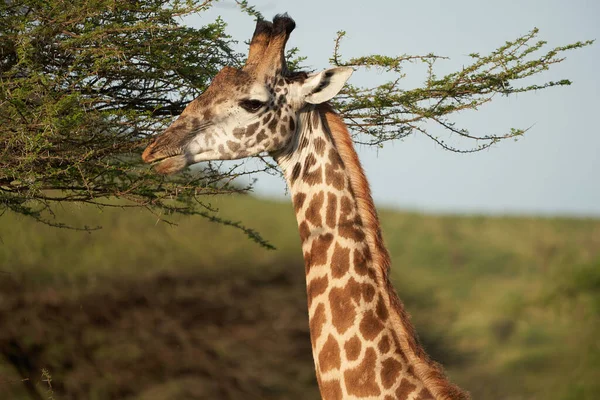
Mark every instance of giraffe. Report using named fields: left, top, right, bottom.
left=142, top=14, right=469, bottom=400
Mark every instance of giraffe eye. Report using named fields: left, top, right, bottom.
left=239, top=99, right=265, bottom=113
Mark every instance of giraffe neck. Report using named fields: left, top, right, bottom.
left=274, top=104, right=467, bottom=400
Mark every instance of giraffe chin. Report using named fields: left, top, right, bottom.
left=153, top=155, right=188, bottom=175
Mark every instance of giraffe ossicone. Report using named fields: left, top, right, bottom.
left=142, top=14, right=469, bottom=400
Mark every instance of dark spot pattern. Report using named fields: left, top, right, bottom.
left=302, top=154, right=323, bottom=185
left=293, top=193, right=306, bottom=212
left=344, top=348, right=381, bottom=397
left=359, top=310, right=385, bottom=341
left=324, top=149, right=346, bottom=190
left=376, top=295, right=389, bottom=321
left=395, top=379, right=417, bottom=399
left=329, top=148, right=343, bottom=168
left=318, top=335, right=341, bottom=373
left=226, top=140, right=240, bottom=152
left=299, top=136, right=310, bottom=149
left=305, top=191, right=325, bottom=227
left=330, top=243, right=350, bottom=278
left=290, top=162, right=301, bottom=184
left=353, top=248, right=369, bottom=276
left=344, top=335, right=361, bottom=361
left=338, top=196, right=365, bottom=241
left=325, top=163, right=346, bottom=190
left=381, top=358, right=403, bottom=389
left=312, top=109, right=320, bottom=127
left=256, top=130, right=267, bottom=143
left=415, top=388, right=435, bottom=400
left=268, top=118, right=277, bottom=132
left=313, top=137, right=326, bottom=156
left=326, top=193, right=337, bottom=229
left=362, top=283, right=376, bottom=303
left=329, top=286, right=356, bottom=334
left=378, top=335, right=391, bottom=354
left=319, top=379, right=343, bottom=400
left=310, top=303, right=326, bottom=348
left=245, top=122, right=259, bottom=137
left=307, top=275, right=328, bottom=308
left=306, top=233, right=334, bottom=273
left=345, top=277, right=363, bottom=305
left=233, top=128, right=245, bottom=139
left=299, top=221, right=310, bottom=242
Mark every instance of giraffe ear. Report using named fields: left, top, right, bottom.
left=302, top=67, right=353, bottom=104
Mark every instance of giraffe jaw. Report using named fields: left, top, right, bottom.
left=149, top=149, right=236, bottom=175
left=151, top=154, right=188, bottom=175
left=142, top=140, right=190, bottom=175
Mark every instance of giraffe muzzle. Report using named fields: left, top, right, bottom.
left=142, top=140, right=188, bottom=175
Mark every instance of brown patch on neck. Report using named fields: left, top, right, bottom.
left=317, top=103, right=469, bottom=400
left=344, top=347, right=381, bottom=397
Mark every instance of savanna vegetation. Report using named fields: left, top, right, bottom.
left=1, top=196, right=599, bottom=399
left=0, top=0, right=592, bottom=228
left=1, top=1, right=597, bottom=400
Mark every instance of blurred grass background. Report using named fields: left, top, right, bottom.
left=0, top=195, right=599, bottom=399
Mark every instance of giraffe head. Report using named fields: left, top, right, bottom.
left=142, top=14, right=353, bottom=174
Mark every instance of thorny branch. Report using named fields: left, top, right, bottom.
left=330, top=29, right=593, bottom=150
left=0, top=1, right=593, bottom=240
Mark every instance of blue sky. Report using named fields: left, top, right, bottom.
left=190, top=0, right=599, bottom=216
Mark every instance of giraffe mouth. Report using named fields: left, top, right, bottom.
left=151, top=155, right=188, bottom=175
left=142, top=153, right=188, bottom=175
left=142, top=141, right=189, bottom=175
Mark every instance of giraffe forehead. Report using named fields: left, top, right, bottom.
left=211, top=66, right=252, bottom=87
left=245, top=83, right=271, bottom=102
left=209, top=66, right=295, bottom=98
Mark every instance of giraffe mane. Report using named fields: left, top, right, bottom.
left=317, top=103, right=470, bottom=400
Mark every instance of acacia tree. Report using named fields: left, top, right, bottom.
left=0, top=0, right=593, bottom=239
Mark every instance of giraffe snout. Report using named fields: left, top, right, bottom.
left=141, top=139, right=159, bottom=163
left=141, top=132, right=184, bottom=164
